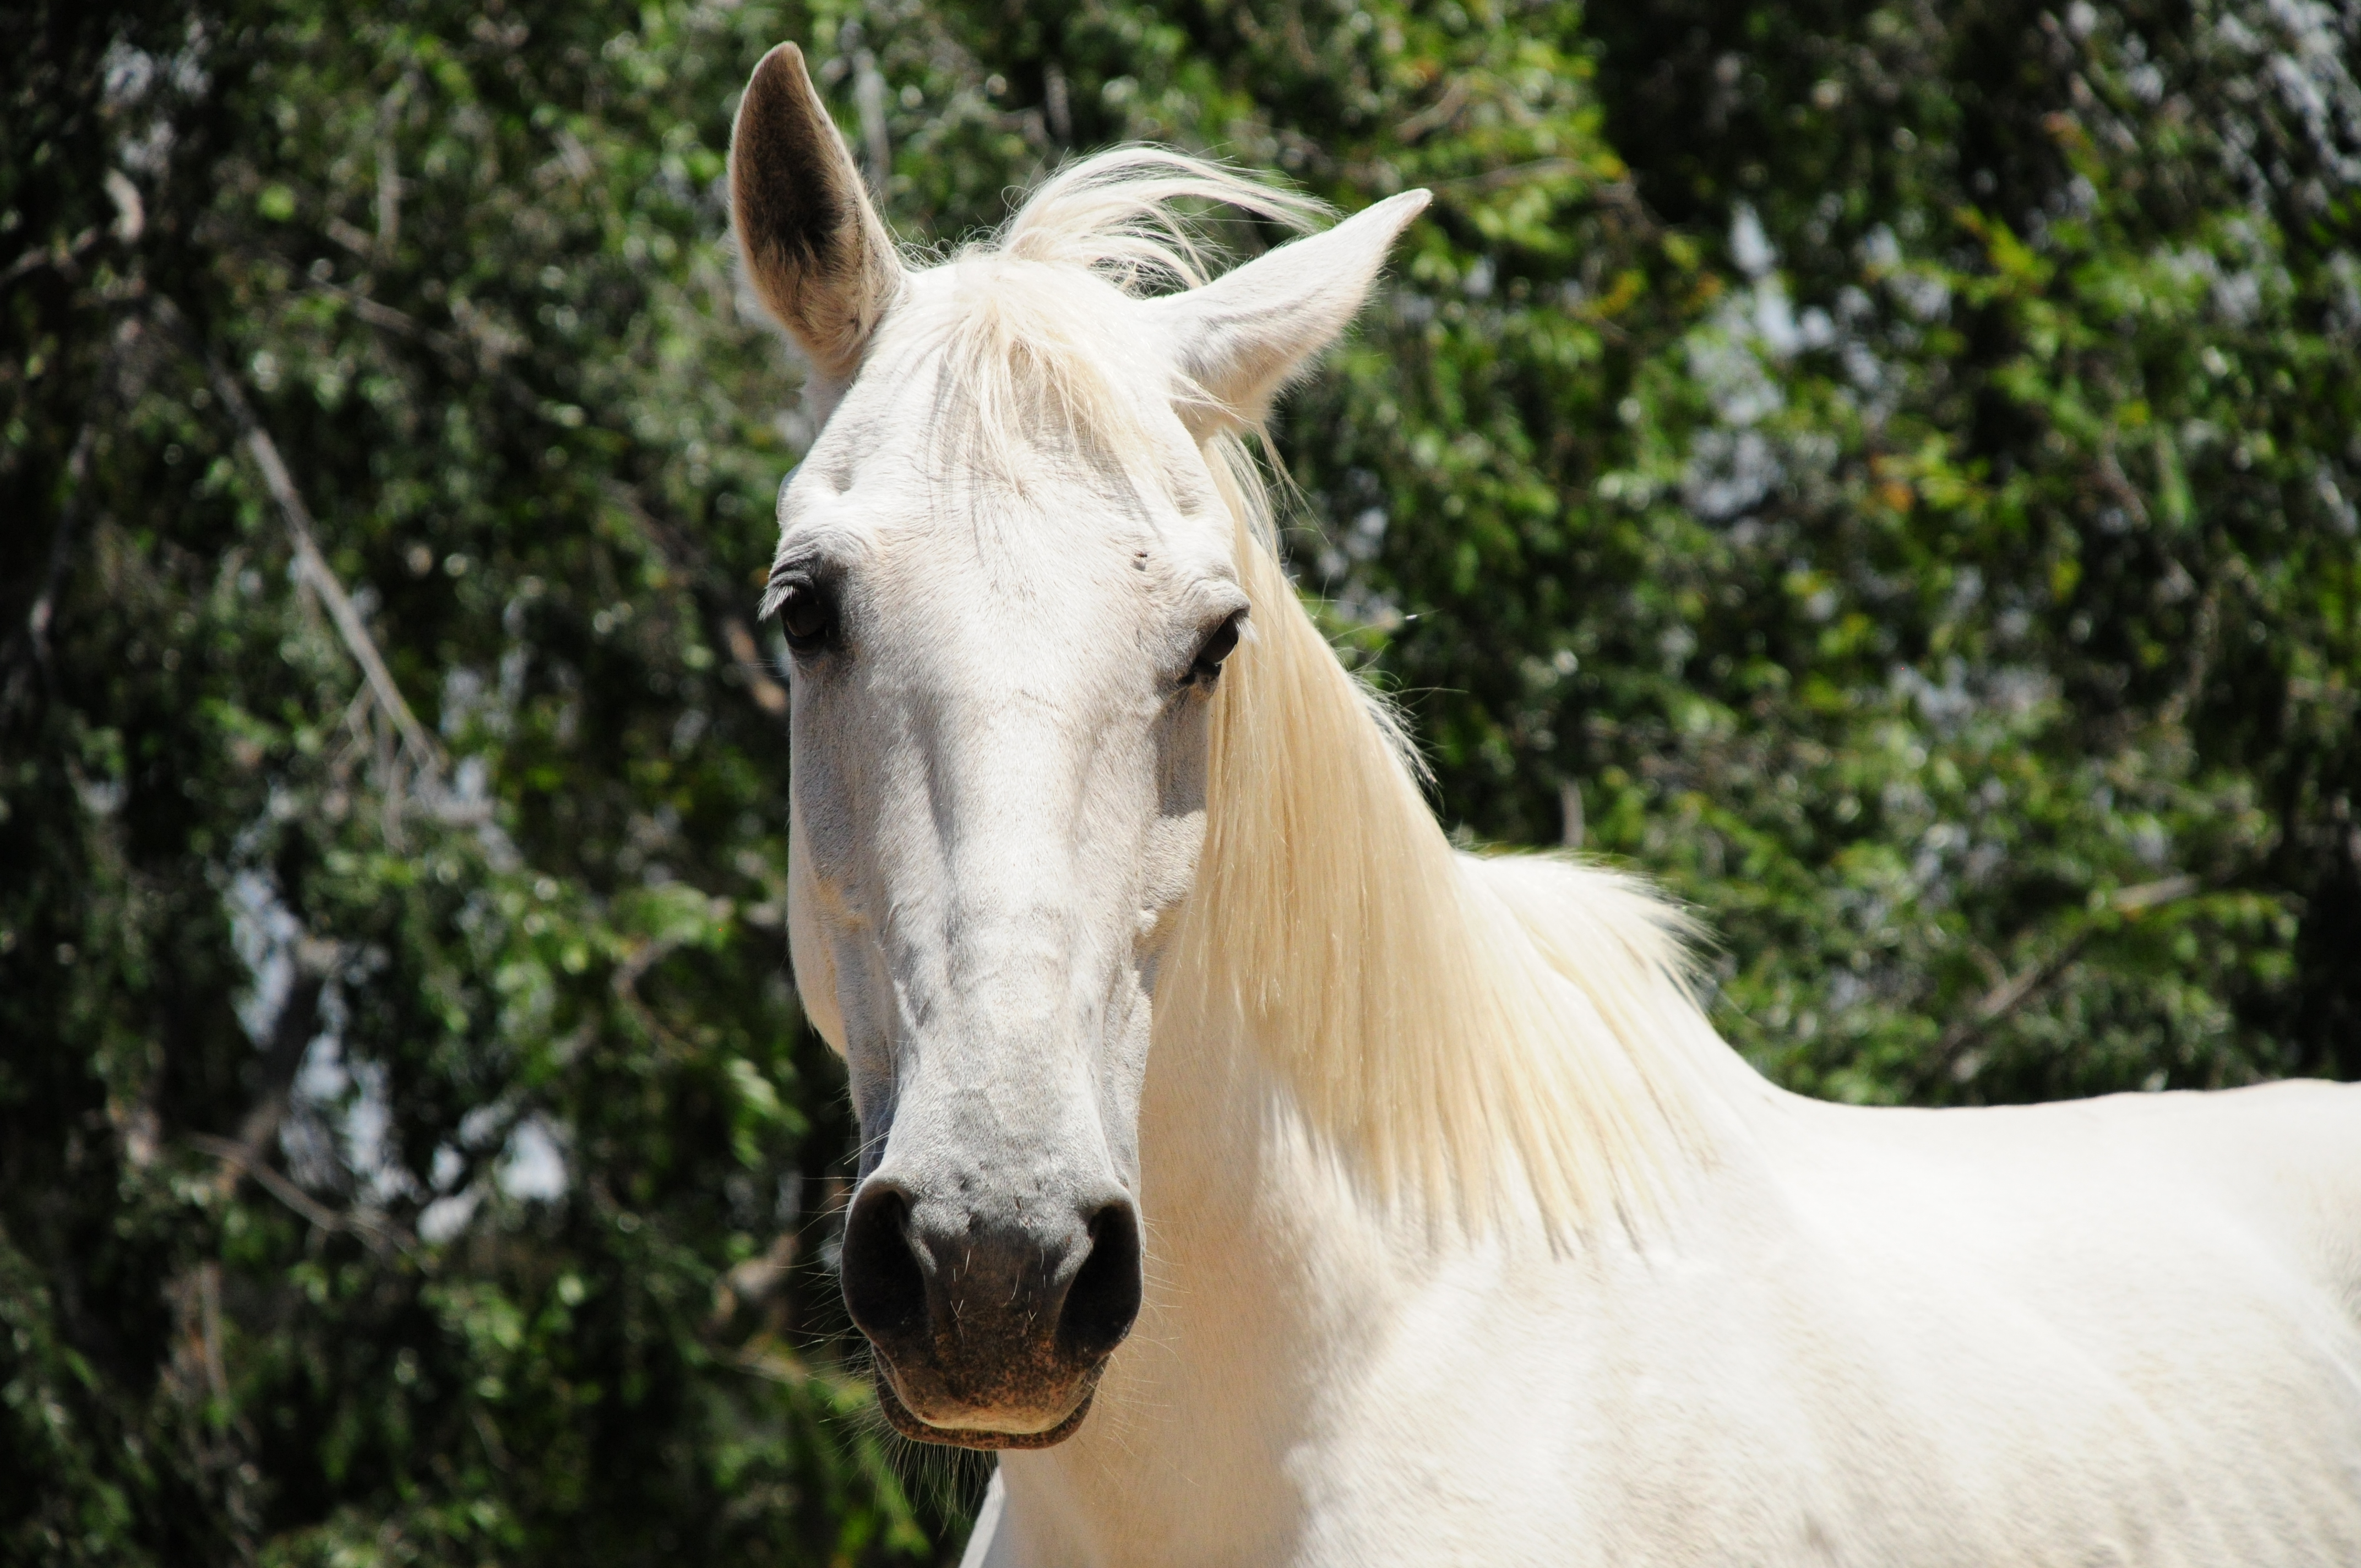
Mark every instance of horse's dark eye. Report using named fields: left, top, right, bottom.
left=1188, top=612, right=1244, bottom=687
left=775, top=579, right=836, bottom=653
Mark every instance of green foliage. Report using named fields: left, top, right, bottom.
left=6, top=2, right=942, bottom=1560
left=3, top=0, right=2354, bottom=1560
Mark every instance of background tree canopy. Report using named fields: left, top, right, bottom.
left=4, top=0, right=2355, bottom=1560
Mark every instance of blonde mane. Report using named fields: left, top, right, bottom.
left=923, top=151, right=1730, bottom=1237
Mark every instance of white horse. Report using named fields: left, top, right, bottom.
left=725, top=42, right=2361, bottom=1567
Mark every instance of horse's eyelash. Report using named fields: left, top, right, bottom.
left=761, top=558, right=832, bottom=616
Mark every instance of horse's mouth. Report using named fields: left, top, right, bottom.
left=872, top=1366, right=1098, bottom=1450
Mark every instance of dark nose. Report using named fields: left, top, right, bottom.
left=840, top=1178, right=1143, bottom=1417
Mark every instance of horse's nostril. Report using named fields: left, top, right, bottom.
left=1058, top=1200, right=1143, bottom=1364
left=841, top=1183, right=928, bottom=1347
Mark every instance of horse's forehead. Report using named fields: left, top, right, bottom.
left=774, top=273, right=1236, bottom=642
left=783, top=423, right=1230, bottom=605
left=787, top=450, right=1190, bottom=568
left=883, top=486, right=1232, bottom=631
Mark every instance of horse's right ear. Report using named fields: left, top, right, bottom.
left=730, top=43, right=900, bottom=386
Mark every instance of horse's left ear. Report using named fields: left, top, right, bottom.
left=731, top=42, right=901, bottom=388
left=1147, top=188, right=1430, bottom=435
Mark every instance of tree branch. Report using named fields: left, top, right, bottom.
left=1, top=417, right=101, bottom=721
left=1928, top=873, right=2205, bottom=1081
left=202, top=353, right=446, bottom=780
left=0, top=226, right=100, bottom=289
left=208, top=938, right=338, bottom=1201
left=187, top=1133, right=416, bottom=1259
left=184, top=315, right=519, bottom=856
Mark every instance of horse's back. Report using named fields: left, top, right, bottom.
left=1751, top=1075, right=2361, bottom=1565
left=1877, top=1076, right=2361, bottom=1322
left=2121, top=1076, right=2361, bottom=1318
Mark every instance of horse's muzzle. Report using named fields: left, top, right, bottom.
left=840, top=1177, right=1142, bottom=1447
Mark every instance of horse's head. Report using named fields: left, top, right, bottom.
left=730, top=42, right=1423, bottom=1447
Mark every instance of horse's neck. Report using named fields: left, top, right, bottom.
left=992, top=552, right=1769, bottom=1555
left=1007, top=1001, right=1762, bottom=1565
left=1000, top=1010, right=1791, bottom=1566
left=989, top=1016, right=1418, bottom=1561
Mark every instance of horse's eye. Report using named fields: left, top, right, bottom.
left=1188, top=611, right=1244, bottom=687
left=775, top=578, right=837, bottom=654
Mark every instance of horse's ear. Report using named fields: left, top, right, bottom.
left=730, top=42, right=900, bottom=385
left=1149, top=189, right=1430, bottom=436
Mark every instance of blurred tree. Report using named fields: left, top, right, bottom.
left=3, top=2, right=946, bottom=1562
left=2, top=0, right=2354, bottom=1561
